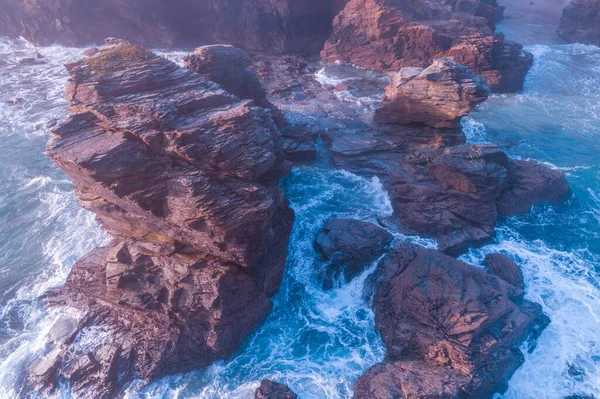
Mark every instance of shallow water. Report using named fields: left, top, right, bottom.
left=0, top=3, right=599, bottom=398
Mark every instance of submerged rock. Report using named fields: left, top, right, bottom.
left=558, top=0, right=600, bottom=45
left=315, top=219, right=394, bottom=289
left=255, top=379, right=298, bottom=399
left=34, top=42, right=294, bottom=397
left=355, top=245, right=549, bottom=398
left=374, top=58, right=490, bottom=128
left=321, top=0, right=532, bottom=92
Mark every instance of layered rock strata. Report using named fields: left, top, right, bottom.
left=321, top=0, right=533, bottom=92
left=558, top=0, right=600, bottom=45
left=355, top=245, right=549, bottom=398
left=30, top=42, right=294, bottom=397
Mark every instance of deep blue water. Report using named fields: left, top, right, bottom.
left=0, top=1, right=599, bottom=397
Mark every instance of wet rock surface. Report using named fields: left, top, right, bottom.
left=321, top=0, right=532, bottom=92
left=255, top=379, right=298, bottom=399
left=558, top=0, right=600, bottom=45
left=374, top=58, right=490, bottom=128
left=31, top=42, right=295, bottom=397
left=315, top=219, right=394, bottom=289
left=356, top=245, right=549, bottom=398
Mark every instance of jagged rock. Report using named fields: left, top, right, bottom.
left=558, top=0, right=600, bottom=45
left=385, top=144, right=510, bottom=255
left=321, top=0, right=532, bottom=92
left=374, top=58, right=489, bottom=128
left=496, top=160, right=571, bottom=216
left=384, top=145, right=571, bottom=255
left=255, top=379, right=298, bottom=399
left=0, top=0, right=339, bottom=54
left=355, top=246, right=549, bottom=399
left=484, top=253, right=525, bottom=297
left=280, top=126, right=318, bottom=162
left=321, top=124, right=467, bottom=177
left=34, top=42, right=294, bottom=397
left=315, top=219, right=394, bottom=289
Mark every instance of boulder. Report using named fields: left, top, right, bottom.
left=255, top=379, right=298, bottom=399
left=315, top=219, right=394, bottom=289
left=496, top=160, right=571, bottom=217
left=558, top=0, right=600, bottom=45
left=355, top=246, right=549, bottom=398
left=34, top=42, right=295, bottom=397
left=321, top=0, right=532, bottom=92
left=374, top=58, right=489, bottom=128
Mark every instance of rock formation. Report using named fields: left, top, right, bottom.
left=30, top=42, right=295, bottom=397
left=315, top=219, right=394, bottom=289
left=374, top=58, right=490, bottom=128
left=0, top=0, right=339, bottom=54
left=558, top=0, right=600, bottom=45
left=355, top=245, right=549, bottom=398
left=255, top=379, right=298, bottom=399
left=385, top=144, right=571, bottom=255
left=321, top=0, right=533, bottom=92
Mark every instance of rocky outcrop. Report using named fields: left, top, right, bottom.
left=30, top=42, right=294, bottom=397
left=355, top=246, right=549, bottom=398
left=0, top=0, right=338, bottom=54
left=321, top=0, right=533, bottom=92
left=315, top=219, right=394, bottom=289
left=558, top=0, right=600, bottom=45
left=385, top=144, right=571, bottom=255
left=374, top=58, right=490, bottom=128
left=280, top=126, right=318, bottom=162
left=255, top=380, right=298, bottom=399
left=484, top=253, right=525, bottom=297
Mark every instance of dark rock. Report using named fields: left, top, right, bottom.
left=321, top=0, right=532, bottom=92
left=280, top=126, right=318, bottom=162
left=496, top=160, right=571, bottom=217
left=33, top=42, right=295, bottom=397
left=315, top=219, right=394, bottom=289
left=0, top=0, right=340, bottom=54
left=558, top=0, right=600, bottom=45
left=255, top=379, right=297, bottom=399
left=356, top=246, right=549, bottom=398
left=484, top=253, right=525, bottom=297
left=385, top=144, right=509, bottom=255
left=374, top=58, right=489, bottom=128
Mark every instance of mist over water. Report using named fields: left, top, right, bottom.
left=0, top=2, right=599, bottom=398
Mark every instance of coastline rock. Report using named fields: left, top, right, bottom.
left=484, top=253, right=525, bottom=298
left=255, top=380, right=298, bottom=399
left=321, top=0, right=532, bottom=92
left=558, top=0, right=600, bottom=45
left=385, top=144, right=510, bottom=255
left=0, top=0, right=338, bottom=54
left=315, top=219, right=394, bottom=289
left=374, top=58, right=490, bottom=128
left=280, top=126, right=318, bottom=162
left=496, top=160, right=571, bottom=216
left=355, top=246, right=549, bottom=398
left=33, top=42, right=294, bottom=396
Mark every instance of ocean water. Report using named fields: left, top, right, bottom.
left=0, top=4, right=599, bottom=399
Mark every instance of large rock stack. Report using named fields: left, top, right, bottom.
left=558, top=0, right=600, bottom=45
left=321, top=0, right=533, bottom=92
left=29, top=42, right=295, bottom=398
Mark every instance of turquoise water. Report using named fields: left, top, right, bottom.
left=0, top=4, right=599, bottom=398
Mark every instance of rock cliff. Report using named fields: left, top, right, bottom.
left=30, top=42, right=294, bottom=397
left=558, top=0, right=600, bottom=45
